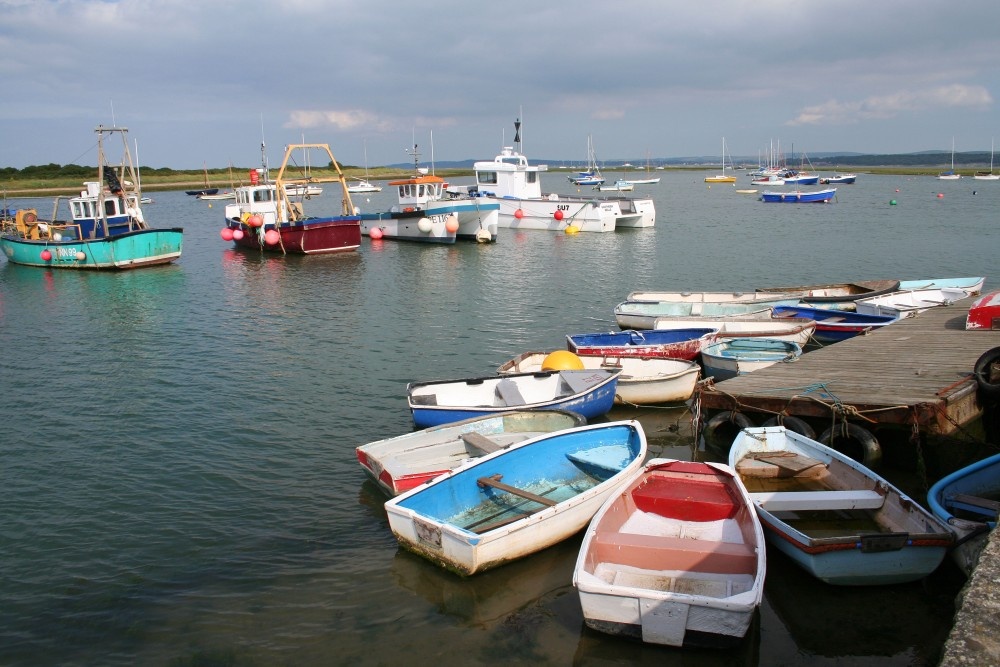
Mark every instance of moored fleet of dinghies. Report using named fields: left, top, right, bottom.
left=347, top=272, right=991, bottom=649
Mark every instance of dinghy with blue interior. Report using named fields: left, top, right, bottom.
left=384, top=420, right=647, bottom=575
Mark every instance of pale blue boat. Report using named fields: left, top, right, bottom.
left=730, top=426, right=953, bottom=585
left=0, top=125, right=182, bottom=270
left=384, top=420, right=647, bottom=575
left=897, top=277, right=985, bottom=295
left=614, top=299, right=794, bottom=330
left=927, top=452, right=1000, bottom=576
left=701, top=338, right=802, bottom=381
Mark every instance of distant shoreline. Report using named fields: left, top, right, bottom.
left=2, top=166, right=978, bottom=198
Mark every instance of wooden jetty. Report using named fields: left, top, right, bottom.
left=697, top=302, right=1000, bottom=436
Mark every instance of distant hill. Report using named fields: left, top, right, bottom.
left=390, top=150, right=995, bottom=170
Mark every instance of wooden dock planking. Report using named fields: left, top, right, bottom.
left=698, top=302, right=1000, bottom=435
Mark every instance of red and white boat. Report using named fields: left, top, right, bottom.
left=574, top=459, right=766, bottom=648
left=221, top=142, right=361, bottom=255
left=967, top=290, right=1000, bottom=330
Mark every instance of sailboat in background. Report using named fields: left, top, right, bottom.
left=623, top=151, right=661, bottom=185
left=705, top=138, right=737, bottom=183
left=348, top=139, right=383, bottom=193
left=973, top=138, right=1000, bottom=181
left=568, top=136, right=605, bottom=186
left=938, top=138, right=960, bottom=180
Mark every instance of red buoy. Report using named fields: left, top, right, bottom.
left=554, top=209, right=564, bottom=221
left=514, top=208, right=524, bottom=219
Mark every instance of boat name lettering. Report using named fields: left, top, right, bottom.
left=54, top=247, right=81, bottom=258
left=556, top=205, right=570, bottom=211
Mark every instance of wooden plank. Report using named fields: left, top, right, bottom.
left=750, top=452, right=824, bottom=475
left=461, top=432, right=502, bottom=455
left=949, top=493, right=1000, bottom=518
left=477, top=474, right=557, bottom=507
left=752, top=489, right=885, bottom=511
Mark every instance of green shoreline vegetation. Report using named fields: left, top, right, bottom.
left=0, top=162, right=990, bottom=198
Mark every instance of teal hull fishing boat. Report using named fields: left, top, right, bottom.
left=0, top=125, right=182, bottom=270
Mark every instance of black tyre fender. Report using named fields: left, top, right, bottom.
left=819, top=422, right=882, bottom=470
left=703, top=411, right=755, bottom=455
left=973, top=346, right=1000, bottom=400
left=761, top=415, right=817, bottom=440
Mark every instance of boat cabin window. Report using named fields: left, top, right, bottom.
left=253, top=189, right=273, bottom=203
left=105, top=199, right=119, bottom=216
left=526, top=172, right=537, bottom=184
left=72, top=200, right=96, bottom=219
left=478, top=171, right=498, bottom=185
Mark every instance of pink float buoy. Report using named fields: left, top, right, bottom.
left=220, top=228, right=234, bottom=241
left=514, top=208, right=524, bottom=219
left=937, top=193, right=944, bottom=198
left=40, top=249, right=52, bottom=261
left=264, top=229, right=280, bottom=245
left=232, top=228, right=244, bottom=240
left=369, top=227, right=383, bottom=240
left=247, top=214, right=263, bottom=227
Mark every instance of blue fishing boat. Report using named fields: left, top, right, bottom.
left=567, top=328, right=717, bottom=361
left=701, top=338, right=803, bottom=381
left=730, top=426, right=953, bottom=585
left=771, top=305, right=897, bottom=343
left=0, top=126, right=183, bottom=270
left=927, top=452, right=1000, bottom=576
left=384, top=420, right=647, bottom=575
left=406, top=369, right=619, bottom=428
left=760, top=188, right=836, bottom=203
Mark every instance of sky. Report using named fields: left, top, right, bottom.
left=1, top=0, right=999, bottom=170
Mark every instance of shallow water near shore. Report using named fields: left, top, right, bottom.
left=1, top=172, right=995, bottom=665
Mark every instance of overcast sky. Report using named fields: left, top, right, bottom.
left=2, top=1, right=999, bottom=170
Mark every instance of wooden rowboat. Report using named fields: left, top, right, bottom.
left=356, top=410, right=586, bottom=496
left=384, top=420, right=647, bottom=575
left=574, top=459, right=766, bottom=648
left=498, top=352, right=700, bottom=405
left=729, top=426, right=953, bottom=585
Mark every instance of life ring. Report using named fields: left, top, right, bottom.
left=24, top=211, right=37, bottom=223
left=761, top=415, right=816, bottom=440
left=818, top=423, right=881, bottom=470
left=973, top=346, right=1000, bottom=400
left=703, top=411, right=754, bottom=455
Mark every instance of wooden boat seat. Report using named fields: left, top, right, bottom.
left=495, top=379, right=526, bottom=406
left=819, top=316, right=846, bottom=323
left=751, top=489, right=884, bottom=511
left=737, top=452, right=824, bottom=478
left=461, top=432, right=503, bottom=455
left=947, top=493, right=1000, bottom=518
left=592, top=531, right=756, bottom=575
left=410, top=394, right=437, bottom=406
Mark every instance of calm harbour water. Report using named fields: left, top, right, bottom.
left=1, top=172, right=996, bottom=666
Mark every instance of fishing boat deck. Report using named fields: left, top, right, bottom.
left=697, top=302, right=1000, bottom=435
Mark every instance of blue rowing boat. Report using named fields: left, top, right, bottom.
left=384, top=420, right=647, bottom=575
left=771, top=305, right=897, bottom=343
left=927, top=452, right=1000, bottom=576
left=760, top=188, right=836, bottom=203
left=406, top=369, right=619, bottom=428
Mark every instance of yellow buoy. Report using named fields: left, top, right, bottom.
left=565, top=224, right=580, bottom=235
left=541, top=350, right=584, bottom=371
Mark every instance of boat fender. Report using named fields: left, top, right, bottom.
left=819, top=423, right=881, bottom=470
left=761, top=415, right=816, bottom=440
left=703, top=411, right=754, bottom=455
left=973, top=346, right=1000, bottom=400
